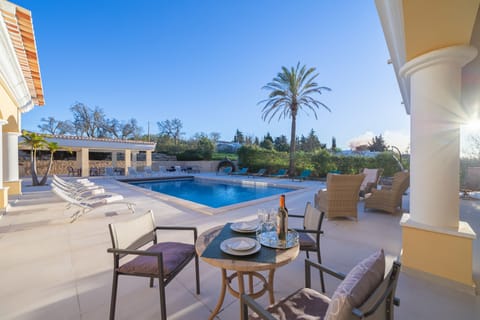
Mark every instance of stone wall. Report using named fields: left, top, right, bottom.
left=18, top=160, right=232, bottom=177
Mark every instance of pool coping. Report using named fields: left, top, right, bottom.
left=116, top=175, right=314, bottom=215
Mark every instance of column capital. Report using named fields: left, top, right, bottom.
left=400, top=45, right=477, bottom=78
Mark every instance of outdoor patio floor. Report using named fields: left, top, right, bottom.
left=0, top=173, right=479, bottom=319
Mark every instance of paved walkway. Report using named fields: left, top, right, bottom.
left=0, top=174, right=478, bottom=319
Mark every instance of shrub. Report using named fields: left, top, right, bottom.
left=237, top=145, right=288, bottom=173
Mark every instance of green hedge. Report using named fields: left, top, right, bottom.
left=238, top=146, right=408, bottom=177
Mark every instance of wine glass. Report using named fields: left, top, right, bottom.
left=264, top=209, right=277, bottom=244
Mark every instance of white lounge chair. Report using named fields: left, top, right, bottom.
left=52, top=186, right=135, bottom=222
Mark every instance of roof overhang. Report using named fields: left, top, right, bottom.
left=0, top=0, right=44, bottom=112
left=20, top=135, right=156, bottom=152
left=375, top=0, right=480, bottom=116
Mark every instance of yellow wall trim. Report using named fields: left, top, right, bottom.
left=401, top=214, right=476, bottom=287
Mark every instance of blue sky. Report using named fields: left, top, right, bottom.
left=17, top=0, right=410, bottom=150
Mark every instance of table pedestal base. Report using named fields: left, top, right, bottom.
left=208, top=268, right=276, bottom=320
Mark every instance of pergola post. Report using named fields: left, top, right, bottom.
left=146, top=150, right=152, bottom=167
left=124, top=149, right=131, bottom=175
left=112, top=151, right=117, bottom=168
left=78, top=148, right=89, bottom=177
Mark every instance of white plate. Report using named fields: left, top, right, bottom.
left=220, top=238, right=261, bottom=256
left=231, top=221, right=258, bottom=233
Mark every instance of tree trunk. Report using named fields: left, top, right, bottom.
left=289, top=113, right=297, bottom=177
left=30, top=148, right=40, bottom=186
left=39, top=153, right=54, bottom=185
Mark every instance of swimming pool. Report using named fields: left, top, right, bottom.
left=128, top=178, right=293, bottom=208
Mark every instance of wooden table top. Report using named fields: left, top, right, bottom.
left=196, top=225, right=299, bottom=272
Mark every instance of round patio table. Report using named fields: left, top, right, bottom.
left=196, top=225, right=299, bottom=320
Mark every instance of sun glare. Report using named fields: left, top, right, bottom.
left=463, top=118, right=480, bottom=133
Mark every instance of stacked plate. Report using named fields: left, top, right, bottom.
left=220, top=237, right=261, bottom=256
left=230, top=221, right=258, bottom=233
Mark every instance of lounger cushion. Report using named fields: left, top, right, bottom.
left=250, top=287, right=330, bottom=320
left=102, top=195, right=124, bottom=204
left=324, top=249, right=385, bottom=320
left=119, top=242, right=195, bottom=277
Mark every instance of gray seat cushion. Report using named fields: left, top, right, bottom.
left=250, top=287, right=331, bottom=320
left=118, top=242, right=195, bottom=277
left=298, top=232, right=317, bottom=251
left=324, top=250, right=385, bottom=320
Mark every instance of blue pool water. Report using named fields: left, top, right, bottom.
left=129, top=178, right=292, bottom=208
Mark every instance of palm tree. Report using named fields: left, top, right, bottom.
left=259, top=62, right=331, bottom=175
left=38, top=141, right=60, bottom=185
left=21, top=130, right=45, bottom=185
left=21, top=130, right=61, bottom=186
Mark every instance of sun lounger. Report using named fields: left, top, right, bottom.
left=217, top=167, right=232, bottom=175
left=230, top=167, right=248, bottom=175
left=128, top=167, right=142, bottom=177
left=52, top=186, right=135, bottom=222
left=248, top=168, right=266, bottom=178
left=292, top=169, right=311, bottom=181
left=270, top=168, right=288, bottom=178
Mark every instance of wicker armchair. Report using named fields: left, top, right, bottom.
left=314, top=173, right=365, bottom=220
left=364, top=171, right=410, bottom=214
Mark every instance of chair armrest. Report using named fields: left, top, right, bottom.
left=305, top=259, right=346, bottom=291
left=294, top=228, right=324, bottom=235
left=288, top=214, right=304, bottom=218
left=240, top=293, right=276, bottom=320
left=154, top=226, right=198, bottom=242
left=107, top=247, right=163, bottom=257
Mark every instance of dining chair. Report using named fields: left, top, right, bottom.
left=289, top=202, right=325, bottom=291
left=107, top=210, right=200, bottom=320
left=241, top=250, right=401, bottom=320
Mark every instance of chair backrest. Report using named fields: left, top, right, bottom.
left=353, top=261, right=401, bottom=320
left=144, top=166, right=152, bottom=174
left=464, top=167, right=480, bottom=189
left=326, top=173, right=365, bottom=196
left=303, top=202, right=324, bottom=231
left=258, top=168, right=266, bottom=175
left=391, top=171, right=410, bottom=194
left=105, top=167, right=114, bottom=176
left=277, top=169, right=287, bottom=175
left=239, top=167, right=248, bottom=173
left=300, top=170, right=311, bottom=177
left=128, top=167, right=138, bottom=175
left=109, top=210, right=156, bottom=251
left=360, top=168, right=383, bottom=190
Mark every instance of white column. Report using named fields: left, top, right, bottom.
left=0, top=120, right=7, bottom=184
left=3, top=132, right=20, bottom=182
left=400, top=45, right=477, bottom=229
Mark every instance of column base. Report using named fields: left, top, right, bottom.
left=0, top=187, right=9, bottom=209
left=4, top=180, right=22, bottom=196
left=400, top=214, right=476, bottom=290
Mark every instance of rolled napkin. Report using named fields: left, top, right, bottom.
left=238, top=221, right=257, bottom=230
left=229, top=238, right=255, bottom=251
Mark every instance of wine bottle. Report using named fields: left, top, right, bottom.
left=277, top=194, right=288, bottom=243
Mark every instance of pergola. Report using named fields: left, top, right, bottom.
left=43, top=135, right=156, bottom=177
